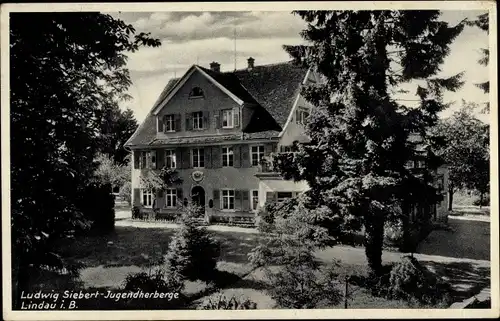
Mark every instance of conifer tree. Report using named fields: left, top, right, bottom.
left=274, top=11, right=465, bottom=275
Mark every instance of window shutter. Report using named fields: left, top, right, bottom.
left=204, top=147, right=212, bottom=168
left=157, top=116, right=164, bottom=132
left=133, top=188, right=141, bottom=206
left=156, top=149, right=165, bottom=169
left=203, top=111, right=210, bottom=129
left=149, top=150, right=157, bottom=169
left=295, top=109, right=300, bottom=123
left=233, top=145, right=241, bottom=168
left=175, top=114, right=182, bottom=132
left=264, top=144, right=274, bottom=156
left=219, top=110, right=224, bottom=128
left=241, top=144, right=250, bottom=167
left=177, top=188, right=183, bottom=201
left=235, top=190, right=242, bottom=211
left=213, top=112, right=220, bottom=129
left=158, top=189, right=164, bottom=197
left=213, top=189, right=220, bottom=210
left=211, top=146, right=221, bottom=168
left=233, top=107, right=240, bottom=128
left=133, top=151, right=140, bottom=169
left=181, top=148, right=191, bottom=169
left=175, top=148, right=182, bottom=168
left=266, top=192, right=276, bottom=204
left=242, top=190, right=250, bottom=212
left=185, top=114, right=191, bottom=131
left=162, top=115, right=168, bottom=133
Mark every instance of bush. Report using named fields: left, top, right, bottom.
left=257, top=198, right=298, bottom=233
left=119, top=181, right=132, bottom=205
left=123, top=268, right=182, bottom=293
left=473, top=194, right=490, bottom=206
left=132, top=206, right=141, bottom=219
left=165, top=204, right=221, bottom=283
left=387, top=256, right=451, bottom=305
left=384, top=219, right=405, bottom=247
left=199, top=294, right=258, bottom=310
left=77, top=182, right=115, bottom=233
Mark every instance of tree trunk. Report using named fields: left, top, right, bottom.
left=447, top=186, right=454, bottom=212
left=364, top=217, right=385, bottom=276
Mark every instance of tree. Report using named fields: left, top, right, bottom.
left=466, top=13, right=490, bottom=113
left=94, top=153, right=130, bottom=188
left=272, top=11, right=464, bottom=275
left=98, top=105, right=138, bottom=165
left=436, top=101, right=490, bottom=211
left=10, top=12, right=160, bottom=308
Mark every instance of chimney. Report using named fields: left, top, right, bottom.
left=209, top=61, right=220, bottom=72
left=247, top=57, right=255, bottom=71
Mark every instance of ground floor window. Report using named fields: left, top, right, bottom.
left=221, top=189, right=235, bottom=210
left=141, top=189, right=153, bottom=207
left=277, top=192, right=293, bottom=202
left=165, top=188, right=177, bottom=208
left=250, top=190, right=259, bottom=211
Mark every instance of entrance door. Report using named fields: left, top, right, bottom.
left=191, top=186, right=206, bottom=216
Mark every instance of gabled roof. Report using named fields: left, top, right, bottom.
left=125, top=61, right=309, bottom=147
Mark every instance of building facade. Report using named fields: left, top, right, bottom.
left=124, top=58, right=449, bottom=224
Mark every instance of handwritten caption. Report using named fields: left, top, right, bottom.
left=19, top=290, right=180, bottom=310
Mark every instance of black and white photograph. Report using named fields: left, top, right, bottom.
left=1, top=1, right=498, bottom=320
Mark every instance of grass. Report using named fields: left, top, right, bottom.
left=29, top=224, right=489, bottom=310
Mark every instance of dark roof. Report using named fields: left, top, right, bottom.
left=125, top=61, right=308, bottom=147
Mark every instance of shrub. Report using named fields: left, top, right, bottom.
left=77, top=182, right=115, bottom=233
left=473, top=194, right=490, bottom=206
left=199, top=294, right=258, bottom=310
left=387, top=256, right=451, bottom=305
left=165, top=204, right=221, bottom=283
left=383, top=219, right=405, bottom=247
left=132, top=206, right=141, bottom=219
left=119, top=181, right=132, bottom=205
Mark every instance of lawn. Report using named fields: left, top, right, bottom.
left=25, top=224, right=489, bottom=309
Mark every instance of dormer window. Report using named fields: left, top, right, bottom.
left=189, top=87, right=204, bottom=99
left=296, top=108, right=310, bottom=126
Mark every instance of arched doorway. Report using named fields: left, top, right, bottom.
left=191, top=186, right=206, bottom=216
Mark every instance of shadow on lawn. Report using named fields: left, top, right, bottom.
left=423, top=261, right=490, bottom=302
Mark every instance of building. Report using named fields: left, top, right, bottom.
left=124, top=58, right=449, bottom=224
left=124, top=58, right=317, bottom=223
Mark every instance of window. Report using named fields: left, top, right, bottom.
left=277, top=192, right=293, bottom=202
left=141, top=189, right=153, bottom=208
left=222, top=108, right=240, bottom=128
left=192, top=111, right=203, bottom=130
left=222, top=147, right=234, bottom=167
left=251, top=145, right=264, bottom=166
left=165, top=149, right=176, bottom=169
left=405, top=160, right=415, bottom=168
left=250, top=190, right=259, bottom=212
left=192, top=148, right=205, bottom=168
left=139, top=151, right=156, bottom=169
left=297, top=109, right=309, bottom=125
left=415, top=159, right=426, bottom=168
left=164, top=188, right=177, bottom=208
left=221, top=189, right=235, bottom=210
left=164, top=114, right=175, bottom=132
left=189, top=87, right=204, bottom=98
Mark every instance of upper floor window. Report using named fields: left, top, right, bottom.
left=222, top=147, right=234, bottom=167
left=192, top=148, right=205, bottom=168
left=189, top=87, right=204, bottom=99
left=192, top=111, right=203, bottom=130
left=139, top=151, right=156, bottom=169
left=296, top=109, right=310, bottom=125
left=165, top=149, right=176, bottom=169
left=222, top=108, right=240, bottom=128
left=164, top=114, right=175, bottom=132
left=251, top=145, right=264, bottom=166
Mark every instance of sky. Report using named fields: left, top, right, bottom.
left=108, top=11, right=490, bottom=123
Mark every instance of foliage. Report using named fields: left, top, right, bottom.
left=436, top=101, right=489, bottom=210
left=132, top=206, right=141, bottom=219
left=273, top=10, right=464, bottom=274
left=473, top=194, right=490, bottom=207
left=165, top=204, right=221, bottom=283
left=466, top=12, right=489, bottom=112
left=383, top=219, right=405, bottom=247
left=256, top=197, right=298, bottom=233
left=140, top=166, right=183, bottom=193
left=94, top=153, right=130, bottom=188
left=387, top=256, right=451, bottom=306
left=119, top=181, right=132, bottom=205
left=199, top=294, right=258, bottom=310
left=76, top=182, right=115, bottom=234
left=10, top=11, right=160, bottom=308
left=123, top=268, right=183, bottom=293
